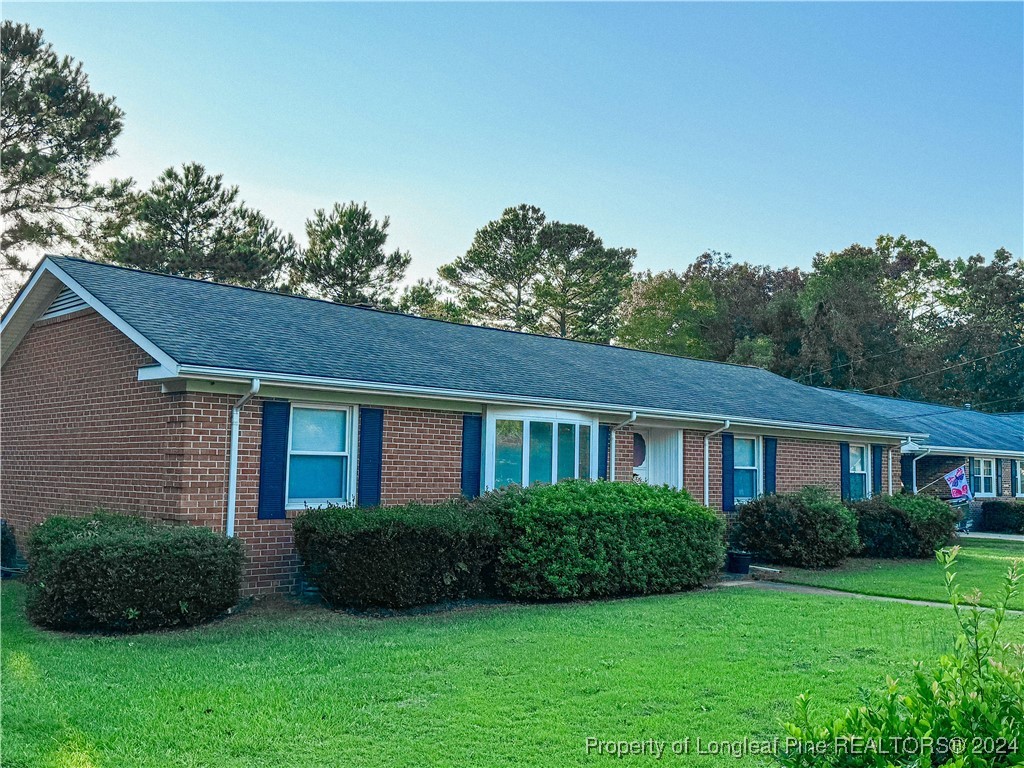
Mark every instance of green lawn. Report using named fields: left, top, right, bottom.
left=776, top=538, right=1024, bottom=610
left=4, top=581, right=1020, bottom=768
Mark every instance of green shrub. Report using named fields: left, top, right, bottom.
left=476, top=480, right=725, bottom=600
left=293, top=500, right=499, bottom=609
left=852, top=494, right=958, bottom=558
left=26, top=513, right=244, bottom=632
left=1, top=520, right=18, bottom=570
left=780, top=547, right=1023, bottom=767
left=981, top=500, right=1024, bottom=534
left=731, top=486, right=859, bottom=568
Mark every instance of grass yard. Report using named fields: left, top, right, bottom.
left=777, top=538, right=1024, bottom=610
left=4, top=581, right=1021, bottom=768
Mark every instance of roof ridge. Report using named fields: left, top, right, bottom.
left=816, top=386, right=986, bottom=414
left=49, top=255, right=780, bottom=374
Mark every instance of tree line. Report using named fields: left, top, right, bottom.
left=3, top=21, right=1022, bottom=411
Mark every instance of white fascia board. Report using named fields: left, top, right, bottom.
left=159, top=363, right=926, bottom=442
left=34, top=259, right=181, bottom=373
left=921, top=445, right=1024, bottom=459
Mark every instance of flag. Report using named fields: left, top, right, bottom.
left=944, top=465, right=973, bottom=500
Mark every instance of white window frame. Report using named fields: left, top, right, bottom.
left=848, top=443, right=871, bottom=501
left=1017, top=461, right=1024, bottom=498
left=732, top=435, right=762, bottom=505
left=973, top=457, right=996, bottom=498
left=484, top=408, right=599, bottom=491
left=285, top=403, right=358, bottom=509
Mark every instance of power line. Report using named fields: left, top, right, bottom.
left=859, top=343, right=1024, bottom=393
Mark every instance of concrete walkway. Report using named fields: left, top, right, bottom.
left=724, top=579, right=1024, bottom=614
left=962, top=531, right=1024, bottom=543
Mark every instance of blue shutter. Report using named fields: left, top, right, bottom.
left=257, top=400, right=290, bottom=519
left=1012, top=460, right=1019, bottom=497
left=995, top=459, right=1004, bottom=496
left=357, top=408, right=384, bottom=507
left=871, top=445, right=884, bottom=496
left=461, top=414, right=483, bottom=498
left=721, top=433, right=735, bottom=512
left=763, top=437, right=777, bottom=495
left=598, top=425, right=611, bottom=480
left=839, top=442, right=851, bottom=501
left=901, top=456, right=914, bottom=492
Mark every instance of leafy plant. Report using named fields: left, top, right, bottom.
left=1, top=520, right=19, bottom=570
left=981, top=501, right=1024, bottom=535
left=478, top=480, right=724, bottom=600
left=853, top=494, right=959, bottom=558
left=731, top=486, right=859, bottom=568
left=780, top=546, right=1024, bottom=767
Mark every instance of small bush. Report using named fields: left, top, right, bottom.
left=476, top=480, right=725, bottom=600
left=852, top=494, right=958, bottom=558
left=780, top=548, right=1024, bottom=767
left=731, top=486, right=859, bottom=568
left=1, top=520, right=18, bottom=570
left=981, top=500, right=1024, bottom=534
left=293, top=500, right=499, bottom=609
left=26, top=513, right=244, bottom=632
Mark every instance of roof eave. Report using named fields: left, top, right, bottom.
left=145, top=363, right=926, bottom=442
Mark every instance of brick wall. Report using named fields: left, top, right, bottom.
left=776, top=438, right=841, bottom=495
left=682, top=430, right=723, bottom=510
left=380, top=407, right=463, bottom=504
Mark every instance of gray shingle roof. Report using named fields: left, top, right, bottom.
left=50, top=257, right=914, bottom=435
left=819, top=389, right=1024, bottom=454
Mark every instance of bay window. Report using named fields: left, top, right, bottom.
left=488, top=410, right=598, bottom=489
left=972, top=458, right=995, bottom=496
left=1017, top=461, right=1024, bottom=498
left=733, top=436, right=761, bottom=504
left=849, top=444, right=870, bottom=500
left=286, top=405, right=354, bottom=507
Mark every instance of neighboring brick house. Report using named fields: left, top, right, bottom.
left=2, top=258, right=922, bottom=594
left=820, top=389, right=1024, bottom=523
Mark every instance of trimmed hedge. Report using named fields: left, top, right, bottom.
left=981, top=500, right=1024, bottom=534
left=476, top=480, right=725, bottom=600
left=293, top=500, right=499, bottom=609
left=26, top=513, right=244, bottom=632
left=852, top=494, right=958, bottom=558
left=731, top=486, right=859, bottom=568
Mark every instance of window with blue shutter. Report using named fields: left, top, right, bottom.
left=721, top=433, right=735, bottom=512
left=763, top=437, right=777, bottom=495
left=461, top=414, right=483, bottom=498
left=257, top=400, right=290, bottom=519
left=357, top=408, right=384, bottom=507
left=1012, top=460, right=1019, bottom=497
left=871, top=445, right=884, bottom=496
left=995, top=459, right=1004, bottom=497
left=839, top=442, right=851, bottom=501
left=598, top=425, right=611, bottom=480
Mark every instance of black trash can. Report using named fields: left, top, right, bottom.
left=726, top=550, right=752, bottom=575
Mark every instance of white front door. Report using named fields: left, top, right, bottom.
left=632, top=430, right=649, bottom=483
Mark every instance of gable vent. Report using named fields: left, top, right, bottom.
left=39, top=285, right=88, bottom=320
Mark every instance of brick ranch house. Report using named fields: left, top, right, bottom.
left=3, top=258, right=927, bottom=594
left=820, top=389, right=1024, bottom=520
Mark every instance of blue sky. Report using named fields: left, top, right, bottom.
left=8, top=2, right=1023, bottom=282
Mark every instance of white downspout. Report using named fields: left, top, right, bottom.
left=704, top=420, right=731, bottom=506
left=226, top=378, right=261, bottom=537
left=609, top=411, right=638, bottom=482
left=911, top=447, right=931, bottom=495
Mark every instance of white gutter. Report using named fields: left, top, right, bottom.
left=226, top=378, right=261, bottom=537
left=147, top=364, right=925, bottom=442
left=911, top=447, right=932, bottom=494
left=704, top=420, right=731, bottom=506
left=609, top=411, right=638, bottom=481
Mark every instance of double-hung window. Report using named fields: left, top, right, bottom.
left=972, top=458, right=996, bottom=496
left=490, top=411, right=596, bottom=489
left=733, top=437, right=761, bottom=504
left=287, top=406, right=353, bottom=507
left=849, top=444, right=870, bottom=501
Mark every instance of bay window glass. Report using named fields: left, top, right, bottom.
left=733, top=437, right=759, bottom=504
left=495, top=420, right=524, bottom=488
left=529, top=421, right=553, bottom=485
left=287, top=407, right=350, bottom=506
left=490, top=415, right=596, bottom=489
left=1017, top=461, right=1024, bottom=497
left=849, top=444, right=869, bottom=500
